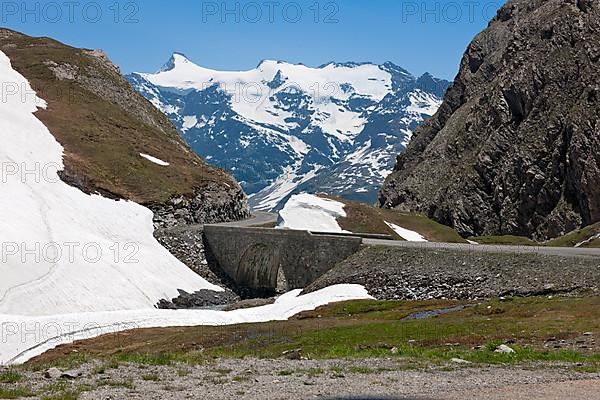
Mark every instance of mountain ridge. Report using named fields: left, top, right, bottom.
left=0, top=29, right=250, bottom=228
left=128, top=53, right=450, bottom=209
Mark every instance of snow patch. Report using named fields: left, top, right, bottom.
left=250, top=164, right=321, bottom=211
left=181, top=115, right=198, bottom=132
left=406, top=89, right=442, bottom=116
left=278, top=194, right=348, bottom=233
left=140, top=153, right=170, bottom=166
left=0, top=284, right=373, bottom=365
left=385, top=221, right=428, bottom=242
left=574, top=233, right=600, bottom=248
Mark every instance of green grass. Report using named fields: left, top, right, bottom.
left=232, top=374, right=253, bottom=382
left=295, top=298, right=463, bottom=321
left=582, top=239, right=600, bottom=248
left=114, top=351, right=207, bottom=366
left=40, top=381, right=69, bottom=394
left=115, top=353, right=177, bottom=366
left=28, top=297, right=600, bottom=372
left=0, top=386, right=35, bottom=399
left=97, top=379, right=135, bottom=390
left=212, top=368, right=232, bottom=375
left=306, top=368, right=324, bottom=377
left=204, top=297, right=600, bottom=363
left=0, top=370, right=22, bottom=384
left=546, top=222, right=600, bottom=247
left=471, top=222, right=600, bottom=247
left=31, top=353, right=89, bottom=372
left=348, top=366, right=376, bottom=374
left=40, top=390, right=80, bottom=400
left=38, top=381, right=95, bottom=400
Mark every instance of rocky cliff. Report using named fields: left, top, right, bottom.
left=379, top=0, right=600, bottom=240
left=0, top=29, right=249, bottom=227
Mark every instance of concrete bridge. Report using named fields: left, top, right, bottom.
left=203, top=225, right=362, bottom=296
left=200, top=213, right=600, bottom=297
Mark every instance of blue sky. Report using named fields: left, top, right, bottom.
left=2, top=0, right=502, bottom=79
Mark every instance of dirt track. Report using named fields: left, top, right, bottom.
left=5, top=358, right=599, bottom=400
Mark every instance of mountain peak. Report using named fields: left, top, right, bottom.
left=317, top=61, right=375, bottom=69
left=159, top=52, right=193, bottom=72
left=256, top=59, right=308, bottom=69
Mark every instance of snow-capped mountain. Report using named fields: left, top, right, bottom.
left=127, top=54, right=450, bottom=210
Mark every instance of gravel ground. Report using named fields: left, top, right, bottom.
left=5, top=359, right=599, bottom=400
left=305, top=246, right=600, bottom=300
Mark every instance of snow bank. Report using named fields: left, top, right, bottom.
left=278, top=194, right=348, bottom=233
left=0, top=284, right=372, bottom=365
left=0, top=51, right=218, bottom=316
left=385, top=221, right=428, bottom=242
left=140, top=153, right=170, bottom=166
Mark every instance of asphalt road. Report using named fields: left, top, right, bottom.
left=207, top=211, right=278, bottom=227
left=364, top=238, right=600, bottom=258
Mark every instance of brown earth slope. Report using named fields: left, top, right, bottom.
left=0, top=28, right=249, bottom=227
left=379, top=0, right=600, bottom=240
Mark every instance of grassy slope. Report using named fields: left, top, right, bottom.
left=546, top=222, right=600, bottom=248
left=28, top=297, right=600, bottom=370
left=320, top=195, right=598, bottom=247
left=322, top=195, right=466, bottom=243
left=0, top=29, right=236, bottom=204
left=471, top=223, right=600, bottom=247
left=470, top=223, right=600, bottom=248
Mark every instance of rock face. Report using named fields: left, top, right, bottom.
left=379, top=0, right=600, bottom=240
left=0, top=29, right=249, bottom=228
left=149, top=182, right=249, bottom=229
